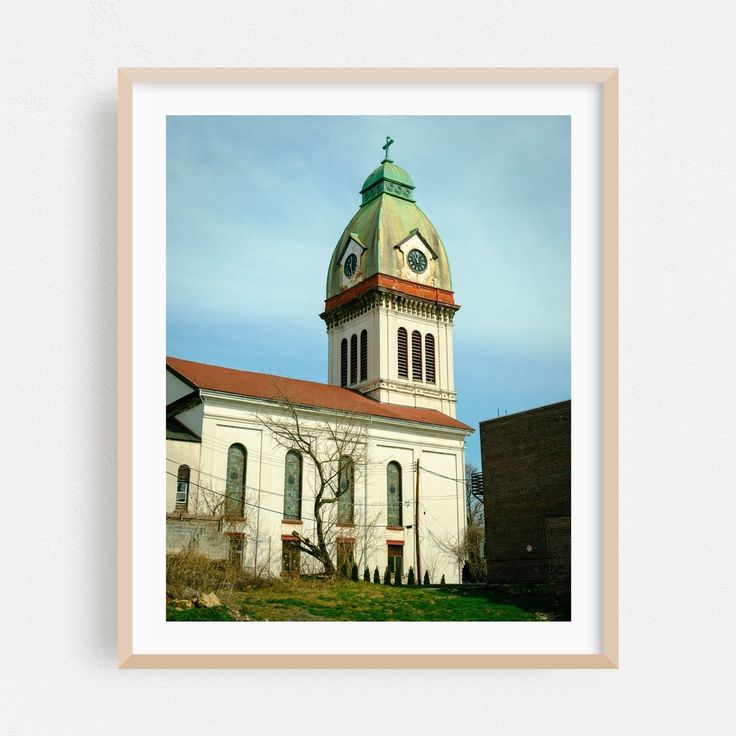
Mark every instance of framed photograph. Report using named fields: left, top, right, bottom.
left=118, top=68, right=618, bottom=668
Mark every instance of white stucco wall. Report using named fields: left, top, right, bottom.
left=166, top=370, right=193, bottom=403
left=165, top=440, right=202, bottom=513
left=166, top=391, right=468, bottom=582
left=327, top=301, right=457, bottom=416
left=326, top=308, right=377, bottom=387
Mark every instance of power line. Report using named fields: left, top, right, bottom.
left=183, top=429, right=468, bottom=480
left=169, top=461, right=420, bottom=508
left=166, top=471, right=406, bottom=530
left=166, top=459, right=467, bottom=523
left=167, top=457, right=465, bottom=503
left=420, top=464, right=471, bottom=485
left=196, top=436, right=427, bottom=475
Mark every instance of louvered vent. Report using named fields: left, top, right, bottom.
left=340, top=338, right=348, bottom=387
left=360, top=329, right=368, bottom=381
left=411, top=330, right=423, bottom=381
left=425, top=333, right=436, bottom=384
left=397, top=327, right=408, bottom=378
left=350, top=333, right=358, bottom=384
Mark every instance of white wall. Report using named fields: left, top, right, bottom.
left=165, top=440, right=202, bottom=512
left=328, top=303, right=457, bottom=415
left=167, top=394, right=467, bottom=581
left=3, top=2, right=736, bottom=734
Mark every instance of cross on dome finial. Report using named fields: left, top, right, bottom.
left=381, top=136, right=394, bottom=163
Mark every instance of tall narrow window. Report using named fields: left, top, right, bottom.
left=425, top=333, right=436, bottom=384
left=283, top=450, right=302, bottom=520
left=350, top=333, right=358, bottom=384
left=225, top=443, right=246, bottom=517
left=387, top=461, right=402, bottom=527
left=337, top=456, right=354, bottom=524
left=340, top=338, right=348, bottom=387
left=411, top=330, right=423, bottom=381
left=282, top=540, right=300, bottom=576
left=397, top=327, right=408, bottom=378
left=175, top=465, right=190, bottom=510
left=387, top=544, right=403, bottom=578
left=360, top=329, right=368, bottom=381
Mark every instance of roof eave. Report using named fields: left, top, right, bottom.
left=197, top=388, right=472, bottom=434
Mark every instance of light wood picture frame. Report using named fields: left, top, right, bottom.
left=118, top=67, right=618, bottom=668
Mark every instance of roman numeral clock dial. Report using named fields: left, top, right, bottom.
left=407, top=248, right=428, bottom=274
left=343, top=253, right=358, bottom=278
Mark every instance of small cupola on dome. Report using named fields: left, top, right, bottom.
left=360, top=137, right=416, bottom=205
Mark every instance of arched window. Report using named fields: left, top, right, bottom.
left=411, top=330, right=423, bottom=381
left=337, top=456, right=354, bottom=524
left=425, top=333, right=436, bottom=384
left=340, top=338, right=348, bottom=387
left=283, top=450, right=302, bottom=520
left=175, top=465, right=190, bottom=510
left=387, top=461, right=402, bottom=527
left=360, top=329, right=368, bottom=381
left=397, top=327, right=408, bottom=378
left=225, top=443, right=246, bottom=517
left=350, top=333, right=358, bottom=384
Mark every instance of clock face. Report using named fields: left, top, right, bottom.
left=407, top=248, right=428, bottom=274
left=343, top=253, right=358, bottom=278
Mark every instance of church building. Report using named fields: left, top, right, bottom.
left=166, top=140, right=473, bottom=583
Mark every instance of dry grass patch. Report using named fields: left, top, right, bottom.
left=166, top=551, right=566, bottom=622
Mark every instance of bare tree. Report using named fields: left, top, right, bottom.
left=429, top=523, right=486, bottom=583
left=427, top=463, right=486, bottom=583
left=256, top=390, right=369, bottom=577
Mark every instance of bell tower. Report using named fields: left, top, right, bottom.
left=321, top=139, right=459, bottom=418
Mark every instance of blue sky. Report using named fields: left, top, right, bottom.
left=167, top=116, right=570, bottom=467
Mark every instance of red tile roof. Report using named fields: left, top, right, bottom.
left=167, top=357, right=472, bottom=432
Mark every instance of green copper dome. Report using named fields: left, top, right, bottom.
left=326, top=144, right=453, bottom=300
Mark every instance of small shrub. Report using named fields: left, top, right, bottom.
left=407, top=566, right=415, bottom=585
left=373, top=566, right=380, bottom=584
left=394, top=568, right=402, bottom=586
left=351, top=563, right=359, bottom=582
left=423, top=570, right=430, bottom=586
left=440, top=574, right=446, bottom=585
left=383, top=567, right=391, bottom=585
left=340, top=562, right=349, bottom=578
left=363, top=567, right=370, bottom=582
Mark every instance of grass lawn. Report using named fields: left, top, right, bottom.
left=167, top=579, right=567, bottom=622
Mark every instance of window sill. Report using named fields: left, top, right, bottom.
left=336, top=522, right=354, bottom=528
left=282, top=519, right=303, bottom=525
left=386, top=525, right=404, bottom=531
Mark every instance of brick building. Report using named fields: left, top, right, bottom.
left=480, top=400, right=571, bottom=589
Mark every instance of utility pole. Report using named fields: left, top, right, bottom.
left=415, top=459, right=421, bottom=584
